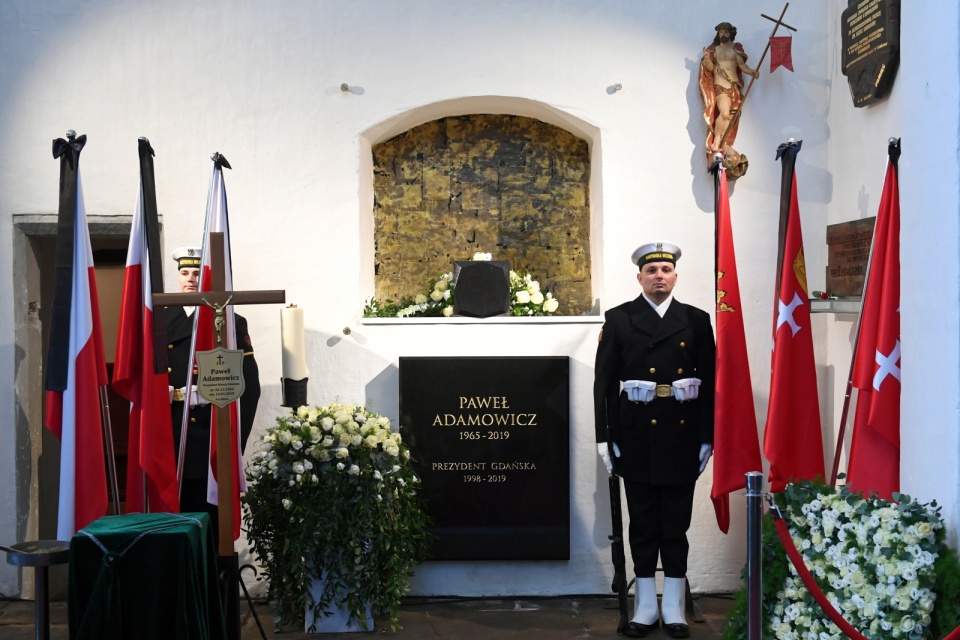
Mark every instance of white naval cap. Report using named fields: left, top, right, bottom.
left=631, top=241, right=681, bottom=267
left=172, top=246, right=202, bottom=269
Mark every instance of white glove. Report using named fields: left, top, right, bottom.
left=168, top=385, right=175, bottom=403
left=698, top=443, right=714, bottom=474
left=598, top=442, right=621, bottom=474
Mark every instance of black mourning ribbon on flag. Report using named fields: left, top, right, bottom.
left=888, top=137, right=901, bottom=167
left=138, top=138, right=169, bottom=374
left=45, top=133, right=87, bottom=392
left=775, top=138, right=802, bottom=160
left=211, top=152, right=231, bottom=170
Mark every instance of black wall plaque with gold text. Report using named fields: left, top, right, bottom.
left=399, top=356, right=569, bottom=560
left=841, top=0, right=900, bottom=107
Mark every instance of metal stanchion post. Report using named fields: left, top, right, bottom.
left=746, top=471, right=764, bottom=640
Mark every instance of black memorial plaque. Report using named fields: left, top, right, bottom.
left=840, top=0, right=900, bottom=107
left=399, top=356, right=569, bottom=560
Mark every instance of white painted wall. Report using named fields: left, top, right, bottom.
left=1, top=0, right=956, bottom=598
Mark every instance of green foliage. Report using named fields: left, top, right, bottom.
left=931, top=544, right=960, bottom=639
left=723, top=479, right=959, bottom=639
left=243, top=404, right=429, bottom=632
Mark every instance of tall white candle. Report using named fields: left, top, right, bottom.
left=281, top=305, right=309, bottom=380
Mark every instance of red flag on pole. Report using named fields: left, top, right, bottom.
left=44, top=133, right=109, bottom=539
left=112, top=139, right=180, bottom=513
left=180, top=154, right=245, bottom=540
left=711, top=161, right=762, bottom=533
left=847, top=140, right=901, bottom=499
left=764, top=141, right=825, bottom=492
left=770, top=36, right=794, bottom=72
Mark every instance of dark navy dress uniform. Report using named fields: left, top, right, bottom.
left=594, top=294, right=715, bottom=578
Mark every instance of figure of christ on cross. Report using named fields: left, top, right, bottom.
left=154, top=232, right=284, bottom=557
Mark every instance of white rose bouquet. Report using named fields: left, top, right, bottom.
left=244, top=403, right=428, bottom=631
left=508, top=270, right=559, bottom=316
left=722, top=479, right=960, bottom=640
left=363, top=252, right=560, bottom=318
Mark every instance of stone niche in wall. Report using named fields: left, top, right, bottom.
left=372, top=114, right=592, bottom=315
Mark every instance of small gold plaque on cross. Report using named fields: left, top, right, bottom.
left=196, top=346, right=246, bottom=408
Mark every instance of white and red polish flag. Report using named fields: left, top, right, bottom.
left=44, top=134, right=109, bottom=539
left=112, top=138, right=180, bottom=513
left=179, top=153, right=245, bottom=539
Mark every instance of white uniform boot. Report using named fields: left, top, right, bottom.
left=624, top=577, right=659, bottom=637
left=661, top=576, right=689, bottom=638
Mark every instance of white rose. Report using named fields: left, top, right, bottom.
left=415, top=293, right=428, bottom=305
left=336, top=462, right=345, bottom=471
left=348, top=464, right=360, bottom=475
left=430, top=290, right=443, bottom=302
left=442, top=306, right=454, bottom=317
left=278, top=431, right=292, bottom=445
left=297, top=406, right=310, bottom=419
left=515, top=290, right=531, bottom=304
left=531, top=291, right=545, bottom=305
left=336, top=447, right=350, bottom=459
left=543, top=297, right=559, bottom=313
left=282, top=498, right=293, bottom=510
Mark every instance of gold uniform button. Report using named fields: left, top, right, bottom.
left=167, top=367, right=172, bottom=373
left=680, top=419, right=686, bottom=426
left=650, top=419, right=657, bottom=426
left=190, top=417, right=197, bottom=423
left=680, top=342, right=686, bottom=348
left=678, top=368, right=684, bottom=374
left=649, top=367, right=656, bottom=374
left=167, top=344, right=174, bottom=350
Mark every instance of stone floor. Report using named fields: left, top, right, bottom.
left=0, top=593, right=736, bottom=639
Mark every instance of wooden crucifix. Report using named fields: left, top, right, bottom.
left=154, top=232, right=285, bottom=556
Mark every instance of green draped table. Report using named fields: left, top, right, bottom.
left=68, top=512, right=226, bottom=640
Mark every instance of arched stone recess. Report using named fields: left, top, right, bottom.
left=359, top=97, right=603, bottom=316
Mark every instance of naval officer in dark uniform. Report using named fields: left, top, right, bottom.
left=167, top=247, right=261, bottom=536
left=594, top=242, right=715, bottom=639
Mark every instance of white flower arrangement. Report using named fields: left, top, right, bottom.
left=724, top=480, right=959, bottom=640
left=363, top=252, right=560, bottom=317
left=508, top=270, right=559, bottom=316
left=244, top=403, right=428, bottom=632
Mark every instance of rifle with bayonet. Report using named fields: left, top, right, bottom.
left=607, top=438, right=630, bottom=634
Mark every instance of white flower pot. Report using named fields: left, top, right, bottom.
left=304, top=571, right=374, bottom=633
